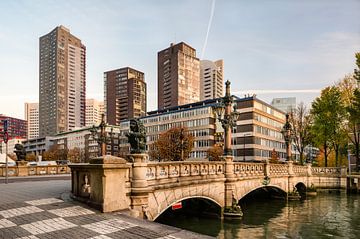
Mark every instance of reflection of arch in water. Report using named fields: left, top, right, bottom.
left=239, top=186, right=287, bottom=226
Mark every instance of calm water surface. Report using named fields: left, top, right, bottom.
left=159, top=192, right=360, bottom=239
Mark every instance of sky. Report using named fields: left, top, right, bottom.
left=0, top=0, right=359, bottom=119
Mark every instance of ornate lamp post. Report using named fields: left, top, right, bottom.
left=213, top=80, right=240, bottom=156
left=281, top=113, right=294, bottom=161
left=90, top=114, right=107, bottom=157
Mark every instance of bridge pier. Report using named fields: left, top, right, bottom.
left=128, top=153, right=151, bottom=219
left=223, top=155, right=243, bottom=219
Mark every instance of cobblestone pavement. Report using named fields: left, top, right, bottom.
left=0, top=179, right=212, bottom=239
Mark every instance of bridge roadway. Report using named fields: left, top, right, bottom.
left=70, top=154, right=347, bottom=221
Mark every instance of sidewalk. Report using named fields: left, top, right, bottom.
left=0, top=179, right=212, bottom=239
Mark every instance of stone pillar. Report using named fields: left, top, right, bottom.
left=306, top=163, right=312, bottom=187
left=287, top=160, right=295, bottom=192
left=223, top=155, right=243, bottom=219
left=129, top=153, right=150, bottom=219
left=264, top=160, right=270, bottom=177
left=17, top=161, right=28, bottom=176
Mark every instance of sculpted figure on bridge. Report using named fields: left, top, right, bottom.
left=126, top=118, right=146, bottom=154
left=14, top=143, right=26, bottom=161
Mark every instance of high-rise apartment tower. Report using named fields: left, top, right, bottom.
left=24, top=103, right=39, bottom=139
left=158, top=42, right=200, bottom=110
left=104, top=67, right=146, bottom=125
left=200, top=59, right=224, bottom=100
left=85, top=99, right=104, bottom=127
left=39, top=25, right=86, bottom=137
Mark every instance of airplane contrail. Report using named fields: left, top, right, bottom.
left=201, top=0, right=216, bottom=59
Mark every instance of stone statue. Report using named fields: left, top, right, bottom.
left=126, top=118, right=146, bottom=154
left=14, top=143, right=26, bottom=161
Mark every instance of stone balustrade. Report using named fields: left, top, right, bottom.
left=311, top=166, right=345, bottom=176
left=146, top=161, right=225, bottom=184
left=233, top=162, right=264, bottom=177
left=269, top=164, right=289, bottom=176
left=293, top=165, right=308, bottom=176
left=0, top=165, right=70, bottom=177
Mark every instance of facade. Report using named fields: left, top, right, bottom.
left=0, top=115, right=27, bottom=143
left=200, top=59, right=224, bottom=100
left=104, top=67, right=146, bottom=125
left=271, top=97, right=296, bottom=113
left=121, top=96, right=286, bottom=161
left=23, top=136, right=55, bottom=156
left=85, top=99, right=104, bottom=127
left=235, top=97, right=286, bottom=161
left=158, top=42, right=200, bottom=110
left=25, top=103, right=39, bottom=139
left=39, top=25, right=86, bottom=137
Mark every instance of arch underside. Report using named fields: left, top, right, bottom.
left=147, top=182, right=225, bottom=221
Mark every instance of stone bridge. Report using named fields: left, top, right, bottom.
left=70, top=154, right=346, bottom=221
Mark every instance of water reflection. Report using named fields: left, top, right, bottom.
left=157, top=192, right=360, bottom=239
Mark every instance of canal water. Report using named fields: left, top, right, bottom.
left=157, top=192, right=360, bottom=238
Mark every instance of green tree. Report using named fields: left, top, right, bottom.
left=289, top=102, right=312, bottom=164
left=311, top=86, right=346, bottom=167
left=348, top=89, right=360, bottom=170
left=149, top=126, right=194, bottom=161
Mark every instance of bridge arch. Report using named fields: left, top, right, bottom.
left=146, top=182, right=225, bottom=221
left=238, top=185, right=287, bottom=202
left=152, top=195, right=222, bottom=221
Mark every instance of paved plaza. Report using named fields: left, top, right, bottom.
left=0, top=178, right=212, bottom=239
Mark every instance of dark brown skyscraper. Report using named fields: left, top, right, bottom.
left=104, top=67, right=146, bottom=125
left=158, top=42, right=200, bottom=110
left=39, top=25, right=86, bottom=137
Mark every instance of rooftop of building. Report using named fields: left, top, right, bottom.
left=104, top=66, right=144, bottom=75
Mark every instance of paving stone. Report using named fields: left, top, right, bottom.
left=106, top=229, right=147, bottom=239
left=36, top=226, right=99, bottom=239
left=0, top=202, right=29, bottom=211
left=25, top=198, right=63, bottom=206
left=0, top=218, right=17, bottom=229
left=82, top=218, right=136, bottom=234
left=0, top=206, right=43, bottom=219
left=15, top=236, right=40, bottom=239
left=48, top=206, right=95, bottom=217
left=8, top=211, right=58, bottom=226
left=0, top=226, right=32, bottom=239
left=89, top=236, right=113, bottom=239
left=123, top=226, right=162, bottom=239
left=20, top=218, right=77, bottom=235
left=36, top=202, right=76, bottom=211
left=65, top=214, right=110, bottom=226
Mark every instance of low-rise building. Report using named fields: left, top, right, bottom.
left=23, top=96, right=288, bottom=162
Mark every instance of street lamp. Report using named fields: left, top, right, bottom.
left=213, top=80, right=240, bottom=156
left=281, top=113, right=294, bottom=161
left=90, top=114, right=107, bottom=157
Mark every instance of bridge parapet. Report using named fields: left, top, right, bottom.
left=146, top=161, right=225, bottom=183
left=311, top=167, right=343, bottom=176
left=269, top=164, right=288, bottom=176
left=233, top=162, right=264, bottom=177
left=293, top=165, right=308, bottom=176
